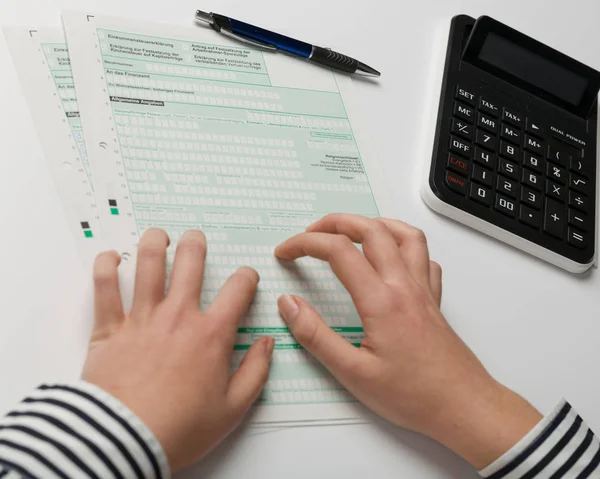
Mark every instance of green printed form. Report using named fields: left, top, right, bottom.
left=41, top=44, right=92, bottom=187
left=95, top=29, right=380, bottom=406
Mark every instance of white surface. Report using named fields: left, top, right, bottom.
left=1, top=1, right=599, bottom=478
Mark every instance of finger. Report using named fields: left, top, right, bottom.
left=307, top=214, right=408, bottom=283
left=131, top=229, right=169, bottom=316
left=167, top=230, right=207, bottom=307
left=275, top=232, right=382, bottom=306
left=207, top=267, right=259, bottom=349
left=93, top=251, right=125, bottom=339
left=374, top=218, right=431, bottom=288
left=277, top=295, right=363, bottom=382
left=429, top=261, right=443, bottom=307
left=227, top=336, right=274, bottom=410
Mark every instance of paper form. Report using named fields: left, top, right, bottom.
left=63, top=11, right=392, bottom=424
left=3, top=27, right=102, bottom=270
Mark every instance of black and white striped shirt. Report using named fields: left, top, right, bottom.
left=0, top=385, right=598, bottom=478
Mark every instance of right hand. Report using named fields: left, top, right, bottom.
left=275, top=214, right=542, bottom=470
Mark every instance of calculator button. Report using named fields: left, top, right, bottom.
left=455, top=86, right=476, bottom=106
left=519, top=205, right=541, bottom=229
left=494, top=194, right=517, bottom=218
left=526, top=119, right=544, bottom=137
left=449, top=136, right=472, bottom=158
left=568, top=209, right=590, bottom=231
left=498, top=158, right=519, bottom=180
left=475, top=130, right=497, bottom=150
left=451, top=119, right=473, bottom=140
left=479, top=98, right=500, bottom=116
left=568, top=191, right=589, bottom=212
left=477, top=114, right=499, bottom=133
left=447, top=154, right=470, bottom=176
left=500, top=141, right=519, bottom=161
left=496, top=175, right=517, bottom=198
left=567, top=228, right=588, bottom=249
left=521, top=186, right=542, bottom=210
left=501, top=124, right=521, bottom=143
left=474, top=147, right=496, bottom=169
left=547, top=144, right=569, bottom=168
left=524, top=135, right=544, bottom=155
left=445, top=171, right=467, bottom=195
left=472, top=164, right=493, bottom=187
left=543, top=199, right=566, bottom=239
left=469, top=183, right=492, bottom=207
left=454, top=102, right=475, bottom=122
left=546, top=180, right=566, bottom=202
left=502, top=108, right=523, bottom=127
left=569, top=156, right=591, bottom=179
left=546, top=162, right=566, bottom=184
left=569, top=172, right=590, bottom=195
left=522, top=169, right=542, bottom=190
left=523, top=152, right=543, bottom=173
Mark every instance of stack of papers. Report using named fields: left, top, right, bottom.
left=3, top=11, right=390, bottom=427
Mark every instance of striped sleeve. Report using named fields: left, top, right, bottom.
left=0, top=381, right=170, bottom=479
left=479, top=400, right=600, bottom=478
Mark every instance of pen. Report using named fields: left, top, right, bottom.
left=195, top=10, right=380, bottom=77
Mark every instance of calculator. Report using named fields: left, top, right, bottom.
left=422, top=15, right=600, bottom=273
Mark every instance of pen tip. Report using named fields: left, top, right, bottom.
left=356, top=62, right=381, bottom=77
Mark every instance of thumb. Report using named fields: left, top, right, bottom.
left=227, top=336, right=274, bottom=410
left=277, top=295, right=361, bottom=381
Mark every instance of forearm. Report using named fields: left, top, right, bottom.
left=0, top=381, right=170, bottom=479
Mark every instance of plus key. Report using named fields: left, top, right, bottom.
left=543, top=198, right=566, bottom=239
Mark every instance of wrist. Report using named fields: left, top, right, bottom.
left=425, top=379, right=542, bottom=470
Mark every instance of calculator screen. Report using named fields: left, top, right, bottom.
left=478, top=32, right=587, bottom=106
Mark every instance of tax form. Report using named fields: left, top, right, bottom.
left=63, top=11, right=392, bottom=425
left=3, top=27, right=101, bottom=269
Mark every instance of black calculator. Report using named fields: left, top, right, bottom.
left=423, top=15, right=600, bottom=273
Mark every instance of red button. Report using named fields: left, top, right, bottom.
left=447, top=154, right=470, bottom=175
left=445, top=171, right=467, bottom=195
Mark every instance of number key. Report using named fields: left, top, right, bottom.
left=523, top=152, right=543, bottom=173
left=471, top=164, right=493, bottom=187
left=469, top=183, right=492, bottom=207
left=474, top=147, right=496, bottom=169
left=494, top=194, right=517, bottom=218
left=496, top=175, right=517, bottom=198
left=521, top=186, right=542, bottom=210
left=500, top=141, right=519, bottom=161
left=522, top=168, right=542, bottom=190
left=499, top=158, right=519, bottom=180
left=476, top=130, right=497, bottom=150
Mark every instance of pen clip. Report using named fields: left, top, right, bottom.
left=220, top=30, right=277, bottom=52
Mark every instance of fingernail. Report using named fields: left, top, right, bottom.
left=263, top=337, right=275, bottom=359
left=278, top=295, right=299, bottom=323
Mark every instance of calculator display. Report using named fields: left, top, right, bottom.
left=478, top=33, right=587, bottom=106
left=462, top=16, right=600, bottom=118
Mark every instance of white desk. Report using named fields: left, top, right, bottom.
left=1, top=0, right=599, bottom=477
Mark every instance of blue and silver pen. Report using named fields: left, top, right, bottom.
left=195, top=10, right=380, bottom=77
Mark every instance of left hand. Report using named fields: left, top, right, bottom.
left=82, top=229, right=274, bottom=473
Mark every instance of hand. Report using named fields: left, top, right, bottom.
left=275, top=214, right=542, bottom=469
left=82, top=229, right=274, bottom=473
